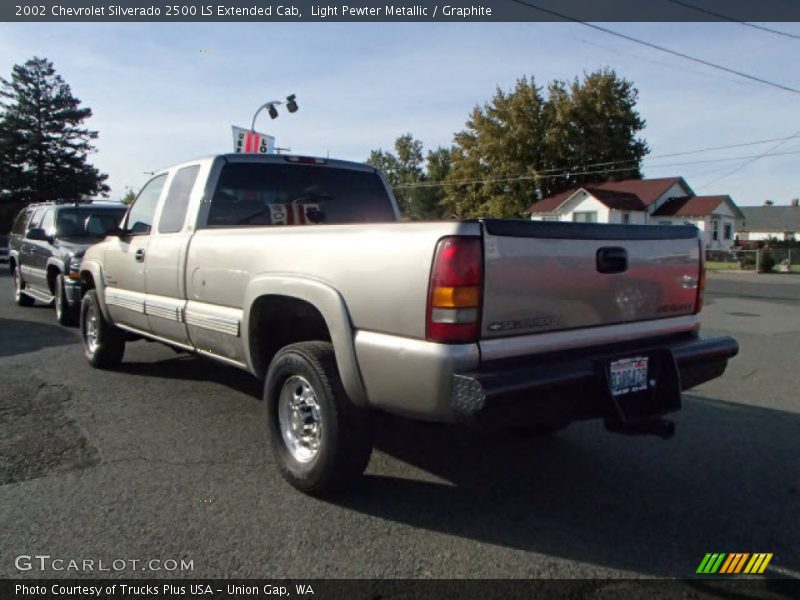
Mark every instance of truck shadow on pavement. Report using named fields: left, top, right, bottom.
left=114, top=355, right=262, bottom=399
left=0, top=317, right=78, bottom=358
left=342, top=397, right=800, bottom=578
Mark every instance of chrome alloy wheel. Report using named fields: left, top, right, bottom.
left=278, top=375, right=323, bottom=463
left=84, top=305, right=99, bottom=354
left=13, top=269, right=21, bottom=300
left=55, top=280, right=63, bottom=320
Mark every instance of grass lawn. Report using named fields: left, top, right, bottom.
left=706, top=261, right=743, bottom=271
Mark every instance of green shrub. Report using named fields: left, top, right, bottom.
left=759, top=248, right=776, bottom=273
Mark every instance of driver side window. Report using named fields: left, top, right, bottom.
left=126, top=175, right=167, bottom=235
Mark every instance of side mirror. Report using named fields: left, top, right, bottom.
left=26, top=228, right=48, bottom=242
left=105, top=227, right=126, bottom=237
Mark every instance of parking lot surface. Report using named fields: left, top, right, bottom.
left=0, top=271, right=798, bottom=579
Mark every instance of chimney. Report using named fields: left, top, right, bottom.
left=792, top=198, right=799, bottom=207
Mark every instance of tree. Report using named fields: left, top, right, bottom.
left=366, top=133, right=449, bottom=220
left=445, top=77, right=548, bottom=218
left=120, top=189, right=136, bottom=205
left=540, top=68, right=648, bottom=197
left=443, top=69, right=649, bottom=218
left=0, top=57, right=109, bottom=212
left=417, top=146, right=452, bottom=219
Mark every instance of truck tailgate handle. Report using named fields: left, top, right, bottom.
left=596, top=247, right=627, bottom=274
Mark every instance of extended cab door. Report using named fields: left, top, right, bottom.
left=103, top=174, right=167, bottom=332
left=144, top=164, right=201, bottom=345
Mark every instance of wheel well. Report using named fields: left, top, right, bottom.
left=80, top=272, right=96, bottom=297
left=46, top=265, right=60, bottom=294
left=249, top=295, right=332, bottom=379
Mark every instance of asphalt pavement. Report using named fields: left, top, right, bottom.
left=0, top=271, right=798, bottom=579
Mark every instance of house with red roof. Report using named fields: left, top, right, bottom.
left=526, top=177, right=744, bottom=250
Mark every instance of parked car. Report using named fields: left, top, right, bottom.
left=0, top=234, right=8, bottom=264
left=78, top=154, right=738, bottom=496
left=8, top=201, right=128, bottom=325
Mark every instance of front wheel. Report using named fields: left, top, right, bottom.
left=264, top=341, right=373, bottom=496
left=55, top=274, right=78, bottom=326
left=80, top=290, right=125, bottom=368
left=12, top=267, right=35, bottom=307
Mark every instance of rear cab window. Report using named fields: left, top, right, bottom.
left=204, top=162, right=395, bottom=227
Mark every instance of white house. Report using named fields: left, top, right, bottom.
left=737, top=201, right=800, bottom=242
left=527, top=177, right=744, bottom=250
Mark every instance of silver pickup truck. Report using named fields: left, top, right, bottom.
left=79, top=153, right=738, bottom=495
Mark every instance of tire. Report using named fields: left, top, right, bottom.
left=80, top=289, right=125, bottom=368
left=12, top=267, right=35, bottom=307
left=55, top=274, right=78, bottom=326
left=264, top=341, right=373, bottom=496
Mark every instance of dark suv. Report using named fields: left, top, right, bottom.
left=8, top=201, right=127, bottom=325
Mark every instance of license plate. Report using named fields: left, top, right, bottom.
left=609, top=356, right=649, bottom=397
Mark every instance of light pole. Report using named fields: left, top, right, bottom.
left=250, top=94, right=298, bottom=131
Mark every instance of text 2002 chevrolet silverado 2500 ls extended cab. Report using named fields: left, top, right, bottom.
left=78, top=153, right=738, bottom=496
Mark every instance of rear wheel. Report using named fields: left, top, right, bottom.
left=264, top=341, right=373, bottom=496
left=55, top=274, right=78, bottom=326
left=81, top=290, right=125, bottom=368
left=12, top=267, right=35, bottom=307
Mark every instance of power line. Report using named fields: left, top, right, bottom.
left=697, top=128, right=800, bottom=189
left=394, top=147, right=800, bottom=190
left=507, top=0, right=800, bottom=95
left=665, top=0, right=800, bottom=41
left=394, top=132, right=800, bottom=189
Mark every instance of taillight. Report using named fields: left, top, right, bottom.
left=426, top=236, right=483, bottom=343
left=695, top=240, right=706, bottom=313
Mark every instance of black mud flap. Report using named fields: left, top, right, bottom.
left=596, top=348, right=682, bottom=425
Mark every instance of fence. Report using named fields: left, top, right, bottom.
left=706, top=248, right=798, bottom=272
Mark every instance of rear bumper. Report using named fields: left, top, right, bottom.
left=452, top=334, right=738, bottom=426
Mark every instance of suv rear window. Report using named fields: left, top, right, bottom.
left=56, top=208, right=127, bottom=237
left=205, top=163, right=395, bottom=227
left=11, top=208, right=32, bottom=235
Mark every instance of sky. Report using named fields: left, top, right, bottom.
left=1, top=21, right=799, bottom=207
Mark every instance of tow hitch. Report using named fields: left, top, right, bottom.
left=604, top=417, right=676, bottom=439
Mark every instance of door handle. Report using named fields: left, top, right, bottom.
left=135, top=248, right=145, bottom=262
left=597, top=247, right=628, bottom=274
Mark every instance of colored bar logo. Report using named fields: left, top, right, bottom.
left=696, top=553, right=773, bottom=574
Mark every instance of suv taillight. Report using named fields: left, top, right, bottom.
left=426, top=236, right=483, bottom=343
left=695, top=240, right=706, bottom=313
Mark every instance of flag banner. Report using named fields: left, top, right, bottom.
left=268, top=203, right=321, bottom=225
left=232, top=125, right=275, bottom=154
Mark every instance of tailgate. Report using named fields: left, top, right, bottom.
left=480, top=219, right=701, bottom=338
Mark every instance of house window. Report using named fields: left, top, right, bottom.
left=541, top=216, right=559, bottom=222
left=622, top=212, right=630, bottom=224
left=723, top=223, right=732, bottom=240
left=659, top=220, right=672, bottom=226
left=712, top=219, right=719, bottom=241
left=573, top=211, right=597, bottom=223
